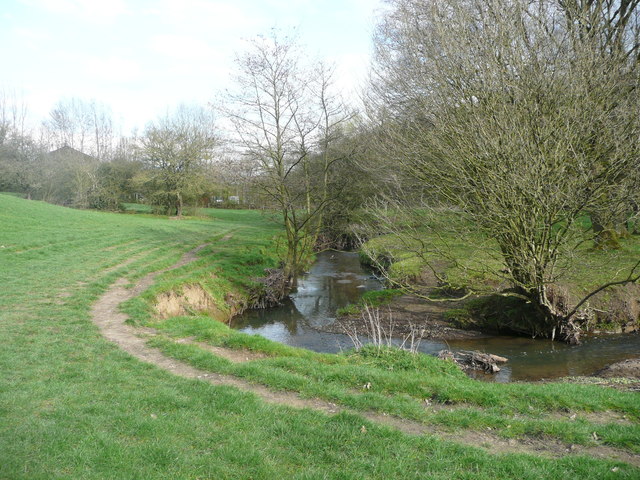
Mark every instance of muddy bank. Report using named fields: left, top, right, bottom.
left=595, top=358, right=640, bottom=380
left=359, top=243, right=640, bottom=342
left=152, top=265, right=290, bottom=325
left=322, top=294, right=488, bottom=340
left=586, top=358, right=640, bottom=392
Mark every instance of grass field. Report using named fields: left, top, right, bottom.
left=1, top=194, right=639, bottom=479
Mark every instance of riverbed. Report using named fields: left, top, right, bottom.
left=231, top=251, right=640, bottom=382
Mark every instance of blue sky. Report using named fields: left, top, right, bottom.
left=1, top=0, right=385, bottom=133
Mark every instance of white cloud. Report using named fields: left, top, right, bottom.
left=83, top=56, right=142, bottom=84
left=19, top=0, right=129, bottom=22
left=11, top=26, right=49, bottom=48
left=149, top=34, right=216, bottom=60
left=6, top=0, right=383, bottom=132
left=151, top=0, right=261, bottom=33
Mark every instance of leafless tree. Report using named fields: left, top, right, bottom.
left=221, top=31, right=317, bottom=282
left=221, top=32, right=356, bottom=282
left=210, top=148, right=260, bottom=205
left=42, top=98, right=115, bottom=160
left=0, top=90, right=29, bottom=143
left=308, top=62, right=359, bottom=245
left=0, top=91, right=43, bottom=199
left=558, top=0, right=640, bottom=243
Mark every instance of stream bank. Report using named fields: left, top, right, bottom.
left=231, top=251, right=640, bottom=383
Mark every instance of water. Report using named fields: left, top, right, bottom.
left=448, top=334, right=640, bottom=382
left=231, top=251, right=640, bottom=382
left=231, top=251, right=381, bottom=353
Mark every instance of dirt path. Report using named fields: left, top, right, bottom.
left=90, top=245, right=640, bottom=467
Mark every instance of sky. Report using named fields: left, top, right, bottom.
left=1, top=0, right=385, bottom=134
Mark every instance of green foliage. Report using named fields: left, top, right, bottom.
left=88, top=159, right=144, bottom=210
left=337, top=289, right=403, bottom=316
left=336, top=303, right=361, bottom=316
left=137, top=105, right=216, bottom=216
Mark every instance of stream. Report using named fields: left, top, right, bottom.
left=231, top=251, right=640, bottom=382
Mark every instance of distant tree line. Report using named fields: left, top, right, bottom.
left=0, top=98, right=272, bottom=213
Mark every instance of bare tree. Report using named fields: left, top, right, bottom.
left=221, top=32, right=356, bottom=282
left=0, top=92, right=43, bottom=199
left=89, top=101, right=114, bottom=161
left=222, top=31, right=318, bottom=283
left=560, top=0, right=640, bottom=62
left=211, top=149, right=260, bottom=205
left=0, top=90, right=29, bottom=143
left=308, top=63, right=358, bottom=245
left=368, top=0, right=640, bottom=342
left=559, top=0, right=640, bottom=244
left=42, top=98, right=115, bottom=159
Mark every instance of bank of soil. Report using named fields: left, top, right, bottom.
left=325, top=281, right=640, bottom=345
left=324, top=294, right=487, bottom=340
left=596, top=358, right=640, bottom=380
left=322, top=257, right=493, bottom=340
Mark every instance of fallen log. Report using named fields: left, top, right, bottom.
left=438, top=349, right=508, bottom=374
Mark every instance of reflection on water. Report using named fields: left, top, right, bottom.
left=231, top=251, right=640, bottom=382
left=451, top=334, right=640, bottom=382
left=231, top=251, right=382, bottom=353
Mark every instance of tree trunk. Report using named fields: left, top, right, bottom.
left=283, top=244, right=298, bottom=289
left=282, top=210, right=299, bottom=287
left=176, top=192, right=183, bottom=217
left=632, top=201, right=640, bottom=235
left=529, top=285, right=581, bottom=345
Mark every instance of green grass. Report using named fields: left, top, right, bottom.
left=121, top=202, right=153, bottom=213
left=359, top=211, right=505, bottom=290
left=337, top=288, right=404, bottom=315
left=1, top=194, right=639, bottom=479
left=146, top=320, right=640, bottom=452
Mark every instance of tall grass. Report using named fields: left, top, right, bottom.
left=342, top=305, right=425, bottom=354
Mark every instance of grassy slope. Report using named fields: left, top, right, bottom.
left=0, top=194, right=638, bottom=479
